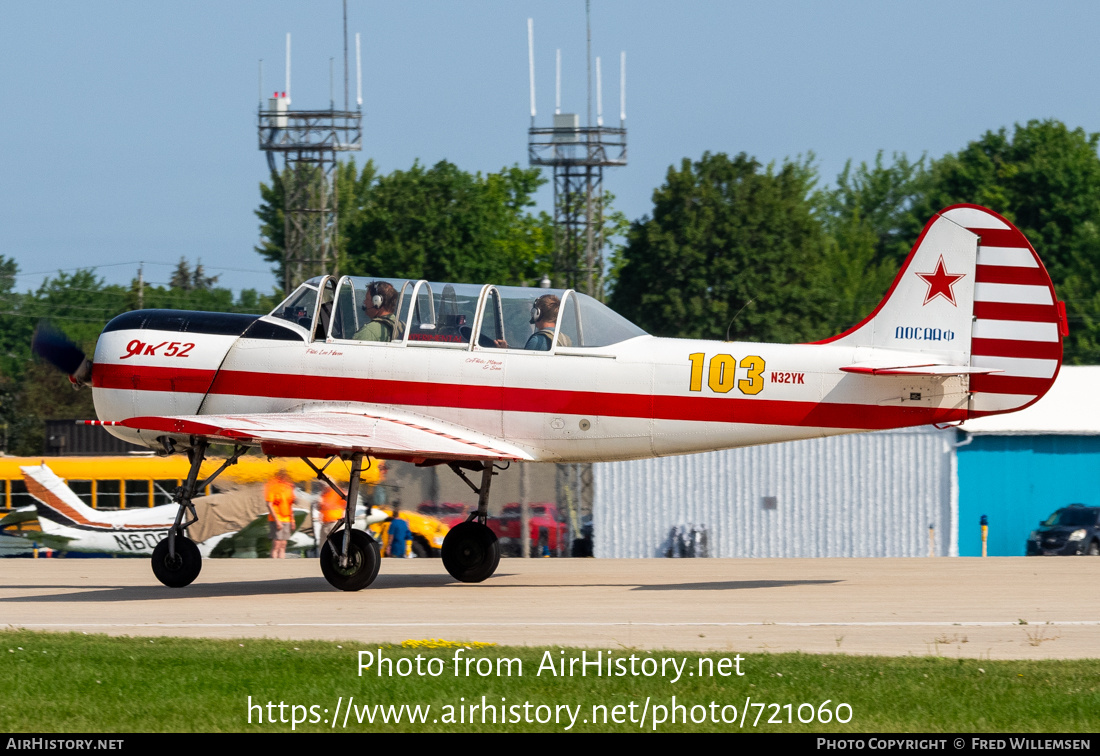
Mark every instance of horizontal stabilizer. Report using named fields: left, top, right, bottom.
left=841, top=363, right=1003, bottom=376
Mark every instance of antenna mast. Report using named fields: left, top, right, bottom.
left=343, top=0, right=349, bottom=112
left=555, top=49, right=561, bottom=115
left=527, top=18, right=536, bottom=125
left=356, top=33, right=363, bottom=107
left=259, top=23, right=363, bottom=292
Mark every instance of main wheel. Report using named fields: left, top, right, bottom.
left=151, top=535, right=202, bottom=588
left=1088, top=540, right=1099, bottom=556
left=320, top=529, right=381, bottom=591
left=442, top=522, right=501, bottom=583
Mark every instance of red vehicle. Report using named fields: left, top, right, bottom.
left=492, top=502, right=568, bottom=557
left=417, top=501, right=568, bottom=556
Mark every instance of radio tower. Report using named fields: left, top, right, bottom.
left=259, top=3, right=363, bottom=294
left=527, top=4, right=628, bottom=551
left=526, top=6, right=626, bottom=300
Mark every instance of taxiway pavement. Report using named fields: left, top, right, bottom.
left=2, top=557, right=1096, bottom=658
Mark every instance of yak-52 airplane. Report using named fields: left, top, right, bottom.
left=32, top=204, right=1066, bottom=590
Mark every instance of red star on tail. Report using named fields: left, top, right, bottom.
left=916, top=256, right=964, bottom=306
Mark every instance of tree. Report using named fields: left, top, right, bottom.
left=609, top=152, right=833, bottom=343
left=816, top=152, right=927, bottom=333
left=344, top=160, right=552, bottom=285
left=170, top=257, right=192, bottom=290
left=257, top=159, right=554, bottom=288
left=915, top=120, right=1100, bottom=362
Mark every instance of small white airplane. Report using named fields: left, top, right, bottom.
left=33, top=204, right=1065, bottom=590
left=0, top=464, right=384, bottom=558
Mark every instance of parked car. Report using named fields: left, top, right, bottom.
left=1026, top=504, right=1100, bottom=556
left=492, top=502, right=569, bottom=557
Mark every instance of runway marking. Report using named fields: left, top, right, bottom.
left=11, top=621, right=1100, bottom=629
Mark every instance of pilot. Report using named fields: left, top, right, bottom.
left=524, top=294, right=572, bottom=351
left=354, top=281, right=401, bottom=342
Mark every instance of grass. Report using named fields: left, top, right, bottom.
left=1, top=630, right=1098, bottom=733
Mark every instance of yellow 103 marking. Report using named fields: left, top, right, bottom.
left=688, top=353, right=706, bottom=392
left=738, top=355, right=765, bottom=395
left=688, top=353, right=766, bottom=395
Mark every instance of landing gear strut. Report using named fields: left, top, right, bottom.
left=151, top=439, right=245, bottom=588
left=441, top=462, right=501, bottom=583
left=306, top=452, right=381, bottom=591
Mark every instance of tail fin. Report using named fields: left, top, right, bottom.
left=821, top=204, right=1066, bottom=417
left=21, top=464, right=118, bottom=530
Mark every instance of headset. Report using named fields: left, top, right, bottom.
left=366, top=284, right=383, bottom=310
left=530, top=295, right=557, bottom=324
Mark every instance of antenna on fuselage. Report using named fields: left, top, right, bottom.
left=725, top=298, right=757, bottom=342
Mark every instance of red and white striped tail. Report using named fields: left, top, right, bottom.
left=820, top=204, right=1066, bottom=418
left=943, top=205, right=1066, bottom=416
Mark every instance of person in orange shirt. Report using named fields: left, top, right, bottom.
left=264, top=472, right=296, bottom=559
left=316, top=486, right=347, bottom=545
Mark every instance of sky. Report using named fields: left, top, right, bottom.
left=3, top=0, right=1100, bottom=297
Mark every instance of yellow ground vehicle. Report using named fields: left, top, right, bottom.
left=0, top=455, right=382, bottom=512
left=369, top=507, right=450, bottom=558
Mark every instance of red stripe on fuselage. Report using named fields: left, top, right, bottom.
left=95, top=363, right=967, bottom=430
left=93, top=364, right=218, bottom=394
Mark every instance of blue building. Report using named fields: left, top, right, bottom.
left=956, top=366, right=1100, bottom=556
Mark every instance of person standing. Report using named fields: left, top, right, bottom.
left=316, top=486, right=347, bottom=546
left=265, top=471, right=296, bottom=559
left=386, top=502, right=412, bottom=558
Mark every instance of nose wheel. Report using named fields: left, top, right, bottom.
left=149, top=440, right=245, bottom=588
left=151, top=535, right=202, bottom=588
left=442, top=522, right=501, bottom=583
left=320, top=529, right=381, bottom=591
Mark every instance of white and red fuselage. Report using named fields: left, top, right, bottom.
left=88, top=205, right=1066, bottom=464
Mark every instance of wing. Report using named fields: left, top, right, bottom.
left=111, top=406, right=533, bottom=464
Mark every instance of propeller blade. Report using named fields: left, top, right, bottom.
left=32, top=321, right=86, bottom=376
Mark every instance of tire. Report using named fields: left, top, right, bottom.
left=441, top=522, right=501, bottom=583
left=320, top=529, right=381, bottom=591
left=1088, top=541, right=1099, bottom=556
left=151, top=535, right=202, bottom=588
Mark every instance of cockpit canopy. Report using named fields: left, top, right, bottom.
left=268, top=276, right=647, bottom=350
